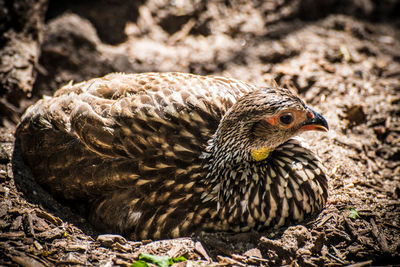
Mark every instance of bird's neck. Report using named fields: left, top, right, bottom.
left=200, top=135, right=268, bottom=204
left=199, top=136, right=329, bottom=232
left=199, top=136, right=273, bottom=230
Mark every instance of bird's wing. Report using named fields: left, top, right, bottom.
left=16, top=72, right=256, bottom=200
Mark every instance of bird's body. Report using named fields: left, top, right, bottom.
left=16, top=72, right=328, bottom=239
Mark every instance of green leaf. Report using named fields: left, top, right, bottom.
left=349, top=208, right=360, bottom=219
left=139, top=253, right=170, bottom=267
left=171, top=256, right=187, bottom=264
left=131, top=260, right=149, bottom=267
left=136, top=253, right=187, bottom=267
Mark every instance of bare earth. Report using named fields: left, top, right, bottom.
left=1, top=1, right=400, bottom=266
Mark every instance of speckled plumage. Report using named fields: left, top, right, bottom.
left=16, top=72, right=328, bottom=239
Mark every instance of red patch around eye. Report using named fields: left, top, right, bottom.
left=265, top=116, right=278, bottom=125
left=307, top=111, right=314, bottom=119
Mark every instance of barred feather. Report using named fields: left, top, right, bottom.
left=16, top=72, right=328, bottom=239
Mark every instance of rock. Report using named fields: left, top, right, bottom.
left=112, top=242, right=132, bottom=253
left=36, top=227, right=64, bottom=241
left=35, top=209, right=63, bottom=226
left=0, top=231, right=25, bottom=240
left=65, top=243, right=89, bottom=252
left=59, top=253, right=87, bottom=265
left=11, top=255, right=46, bottom=267
left=97, top=234, right=127, bottom=248
left=0, top=0, right=48, bottom=125
left=243, top=248, right=263, bottom=258
left=10, top=216, right=22, bottom=231
left=32, top=216, right=51, bottom=232
left=22, top=213, right=35, bottom=237
left=0, top=218, right=10, bottom=230
left=0, top=200, right=11, bottom=217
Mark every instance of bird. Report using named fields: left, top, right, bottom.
left=16, top=72, right=329, bottom=240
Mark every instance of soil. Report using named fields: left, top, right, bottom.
left=1, top=0, right=400, bottom=266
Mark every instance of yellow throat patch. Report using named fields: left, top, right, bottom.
left=251, top=147, right=272, bottom=161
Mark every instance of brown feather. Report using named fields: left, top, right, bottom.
left=16, top=72, right=328, bottom=239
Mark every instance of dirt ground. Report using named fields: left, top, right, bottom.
left=1, top=0, right=400, bottom=266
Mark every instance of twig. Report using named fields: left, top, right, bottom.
left=345, top=260, right=373, bottom=267
left=343, top=217, right=358, bottom=242
left=370, top=218, right=390, bottom=253
left=316, top=213, right=334, bottom=228
left=331, top=245, right=348, bottom=264
left=383, top=222, right=400, bottom=230
left=169, top=19, right=196, bottom=44
left=217, top=255, right=246, bottom=267
left=326, top=251, right=347, bottom=265
left=194, top=241, right=212, bottom=262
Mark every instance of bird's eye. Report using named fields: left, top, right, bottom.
left=279, top=113, right=294, bottom=125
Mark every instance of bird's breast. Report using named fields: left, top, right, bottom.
left=200, top=139, right=328, bottom=233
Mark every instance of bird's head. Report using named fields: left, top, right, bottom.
left=214, top=87, right=329, bottom=162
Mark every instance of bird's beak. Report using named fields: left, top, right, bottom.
left=300, top=107, right=329, bottom=132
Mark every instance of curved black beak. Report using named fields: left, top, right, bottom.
left=301, top=108, right=329, bottom=132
